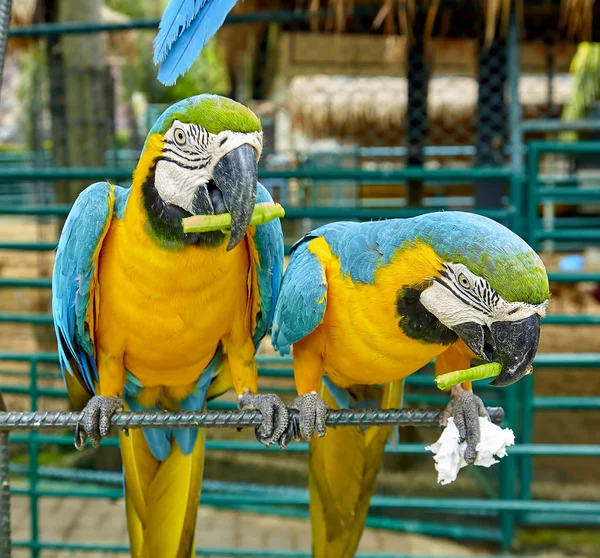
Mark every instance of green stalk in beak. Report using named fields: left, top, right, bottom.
left=212, top=144, right=258, bottom=250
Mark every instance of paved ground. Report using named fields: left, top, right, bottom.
left=10, top=495, right=481, bottom=557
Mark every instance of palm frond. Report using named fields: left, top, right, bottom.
left=561, top=42, right=600, bottom=141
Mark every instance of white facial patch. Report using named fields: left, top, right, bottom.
left=154, top=160, right=208, bottom=212
left=153, top=120, right=263, bottom=212
left=420, top=281, right=486, bottom=328
left=419, top=263, right=548, bottom=330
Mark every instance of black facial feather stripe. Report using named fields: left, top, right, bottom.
left=162, top=148, right=207, bottom=165
left=163, top=142, right=205, bottom=157
left=444, top=267, right=499, bottom=312
left=434, top=277, right=492, bottom=315
left=155, top=156, right=199, bottom=171
left=163, top=141, right=210, bottom=159
left=461, top=285, right=491, bottom=310
left=483, top=287, right=492, bottom=306
left=459, top=286, right=493, bottom=314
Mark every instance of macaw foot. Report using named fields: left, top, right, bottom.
left=279, top=392, right=329, bottom=449
left=237, top=390, right=289, bottom=447
left=74, top=396, right=123, bottom=450
left=441, top=385, right=490, bottom=465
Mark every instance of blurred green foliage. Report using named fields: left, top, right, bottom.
left=17, top=42, right=48, bottom=151
left=561, top=42, right=600, bottom=141
left=122, top=36, right=231, bottom=105
left=107, top=0, right=157, bottom=20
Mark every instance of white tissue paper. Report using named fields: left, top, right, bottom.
left=425, top=417, right=515, bottom=485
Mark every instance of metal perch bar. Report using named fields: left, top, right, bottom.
left=0, top=405, right=504, bottom=558
left=0, top=407, right=505, bottom=430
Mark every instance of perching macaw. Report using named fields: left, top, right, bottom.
left=52, top=94, right=286, bottom=557
left=272, top=212, right=549, bottom=557
left=153, top=0, right=242, bottom=85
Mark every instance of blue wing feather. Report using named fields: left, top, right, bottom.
left=251, top=183, right=284, bottom=348
left=153, top=0, right=208, bottom=64
left=155, top=0, right=238, bottom=85
left=271, top=233, right=327, bottom=356
left=52, top=182, right=130, bottom=401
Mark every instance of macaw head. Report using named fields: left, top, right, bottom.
left=137, top=94, right=263, bottom=249
left=398, top=212, right=550, bottom=387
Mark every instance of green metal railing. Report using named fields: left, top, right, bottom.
left=2, top=5, right=599, bottom=556
left=1, top=144, right=600, bottom=555
left=526, top=141, right=600, bottom=249
left=0, top=351, right=598, bottom=556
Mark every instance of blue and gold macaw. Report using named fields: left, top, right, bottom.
left=272, top=212, right=549, bottom=557
left=52, top=95, right=286, bottom=557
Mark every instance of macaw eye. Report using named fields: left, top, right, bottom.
left=458, top=273, right=471, bottom=289
left=173, top=128, right=186, bottom=146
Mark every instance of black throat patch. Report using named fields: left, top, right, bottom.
left=142, top=164, right=226, bottom=247
left=396, top=284, right=458, bottom=345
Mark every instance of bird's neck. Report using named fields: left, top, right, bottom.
left=381, top=241, right=457, bottom=346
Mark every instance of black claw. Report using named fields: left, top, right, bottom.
left=279, top=410, right=301, bottom=449
left=277, top=393, right=329, bottom=448
left=74, top=423, right=86, bottom=451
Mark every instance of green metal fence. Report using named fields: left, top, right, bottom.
left=0, top=150, right=599, bottom=555
left=527, top=141, right=600, bottom=249
left=2, top=8, right=600, bottom=557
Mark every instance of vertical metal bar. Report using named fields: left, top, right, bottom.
left=507, top=8, right=524, bottom=236
left=526, top=144, right=540, bottom=250
left=499, top=383, right=517, bottom=552
left=0, top=392, right=11, bottom=558
left=406, top=9, right=429, bottom=207
left=29, top=360, right=39, bottom=558
left=475, top=17, right=507, bottom=209
left=519, top=374, right=535, bottom=506
left=0, top=0, right=11, bottom=95
left=508, top=172, right=522, bottom=236
left=545, top=34, right=556, bottom=118
left=0, top=1, right=15, bottom=557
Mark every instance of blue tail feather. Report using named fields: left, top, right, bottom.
left=153, top=0, right=208, bottom=64
left=123, top=346, right=224, bottom=460
left=156, top=0, right=238, bottom=85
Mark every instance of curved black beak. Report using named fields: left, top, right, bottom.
left=212, top=143, right=258, bottom=250
left=451, top=314, right=541, bottom=387
left=488, top=315, right=540, bottom=386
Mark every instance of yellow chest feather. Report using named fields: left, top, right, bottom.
left=309, top=237, right=447, bottom=386
left=96, top=195, right=250, bottom=388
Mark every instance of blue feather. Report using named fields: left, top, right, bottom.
left=271, top=234, right=327, bottom=356
left=123, top=346, right=223, bottom=461
left=251, top=183, right=285, bottom=347
left=153, top=0, right=207, bottom=64
left=156, top=0, right=238, bottom=85
left=52, top=182, right=130, bottom=398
